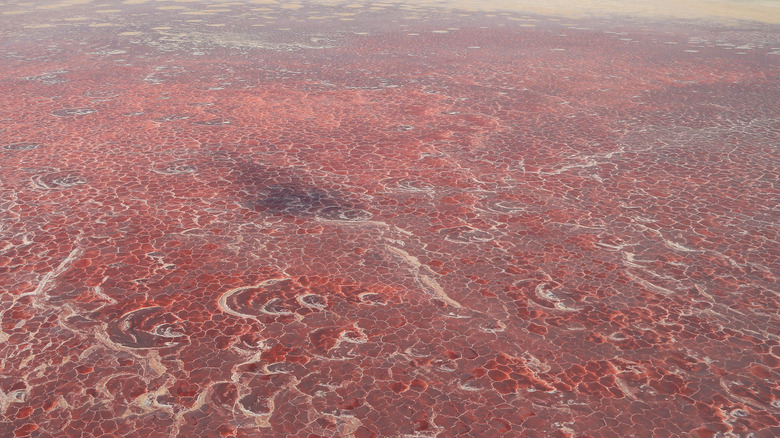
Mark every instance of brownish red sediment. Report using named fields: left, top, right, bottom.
left=1, top=1, right=779, bottom=437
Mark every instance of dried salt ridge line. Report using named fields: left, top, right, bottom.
left=50, top=108, right=96, bottom=117
left=20, top=246, right=84, bottom=301
left=1, top=244, right=85, bottom=345
left=385, top=245, right=463, bottom=308
left=3, top=142, right=40, bottom=151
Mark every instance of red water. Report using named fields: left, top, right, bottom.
left=1, top=2, right=779, bottom=437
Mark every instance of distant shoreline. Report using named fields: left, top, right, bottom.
left=4, top=0, right=780, bottom=25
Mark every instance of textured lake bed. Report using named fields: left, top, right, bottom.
left=1, top=1, right=779, bottom=437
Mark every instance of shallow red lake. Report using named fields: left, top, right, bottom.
left=1, top=1, right=779, bottom=437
